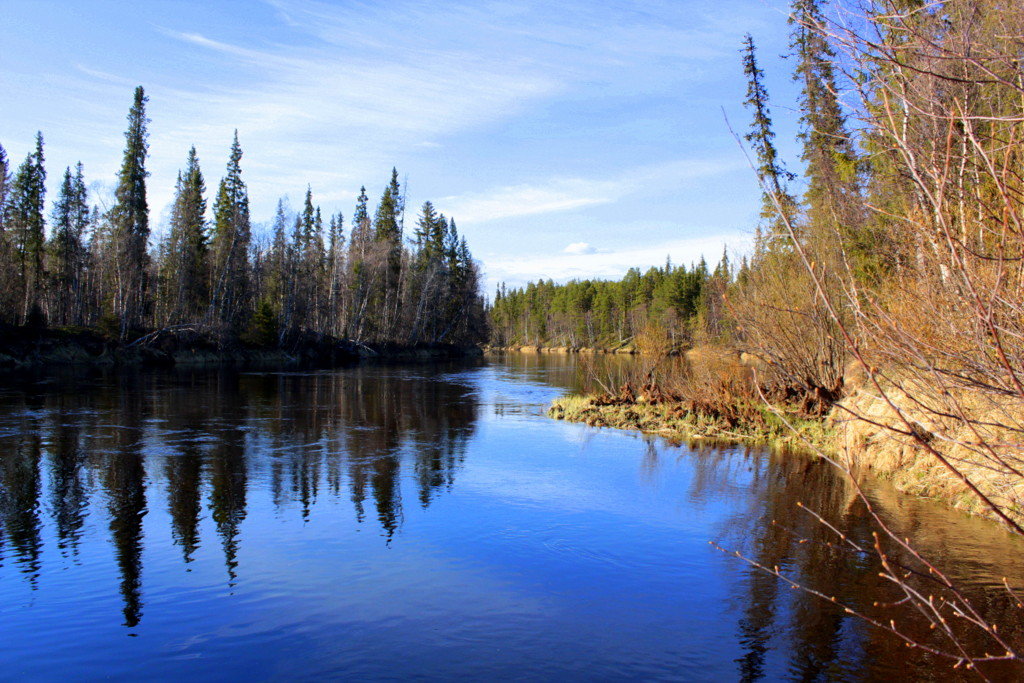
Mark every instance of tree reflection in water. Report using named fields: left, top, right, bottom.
left=695, top=443, right=1024, bottom=680
left=0, top=365, right=477, bottom=624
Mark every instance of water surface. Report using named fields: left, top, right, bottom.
left=1, top=355, right=1022, bottom=680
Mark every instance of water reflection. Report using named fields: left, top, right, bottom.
left=0, top=365, right=478, bottom=624
left=0, top=358, right=1021, bottom=680
left=711, top=446, right=1024, bottom=680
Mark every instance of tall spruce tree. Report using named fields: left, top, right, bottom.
left=347, top=186, right=371, bottom=339
left=0, top=143, right=10, bottom=231
left=371, top=169, right=403, bottom=339
left=49, top=162, right=89, bottom=325
left=265, top=198, right=292, bottom=333
left=210, top=131, right=251, bottom=336
left=789, top=0, right=867, bottom=272
left=8, top=133, right=47, bottom=324
left=326, top=211, right=345, bottom=337
left=741, top=35, right=798, bottom=247
left=109, top=87, right=151, bottom=337
left=0, top=143, right=14, bottom=322
left=164, top=147, right=209, bottom=323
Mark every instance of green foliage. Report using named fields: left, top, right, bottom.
left=0, top=85, right=486, bottom=351
left=488, top=256, right=729, bottom=348
left=8, top=132, right=47, bottom=323
left=741, top=34, right=797, bottom=239
left=210, top=131, right=251, bottom=334
left=241, top=298, right=280, bottom=347
left=108, top=86, right=151, bottom=337
left=161, top=147, right=209, bottom=323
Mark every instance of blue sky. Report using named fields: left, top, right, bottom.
left=1, top=0, right=804, bottom=291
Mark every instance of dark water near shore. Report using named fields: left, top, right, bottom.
left=1, top=354, right=1022, bottom=681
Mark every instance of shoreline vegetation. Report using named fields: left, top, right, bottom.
left=548, top=370, right=1019, bottom=528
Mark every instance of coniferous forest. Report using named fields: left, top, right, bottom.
left=489, top=255, right=732, bottom=350
left=0, top=86, right=486, bottom=352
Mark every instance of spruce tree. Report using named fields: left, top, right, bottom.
left=210, top=131, right=251, bottom=336
left=371, top=169, right=403, bottom=339
left=0, top=143, right=10, bottom=231
left=351, top=186, right=370, bottom=251
left=741, top=35, right=797, bottom=245
left=0, top=143, right=15, bottom=322
left=414, top=201, right=445, bottom=267
left=8, top=133, right=47, bottom=324
left=165, top=147, right=209, bottom=323
left=109, top=87, right=150, bottom=337
left=327, top=211, right=345, bottom=337
left=49, top=163, right=89, bottom=325
left=265, top=198, right=291, bottom=332
left=789, top=0, right=866, bottom=270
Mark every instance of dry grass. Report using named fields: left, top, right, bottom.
left=553, top=346, right=832, bottom=452
left=833, top=379, right=1024, bottom=526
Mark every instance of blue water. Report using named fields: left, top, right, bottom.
left=0, top=355, right=1021, bottom=680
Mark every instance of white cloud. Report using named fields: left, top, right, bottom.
left=564, top=242, right=597, bottom=255
left=440, top=180, right=617, bottom=224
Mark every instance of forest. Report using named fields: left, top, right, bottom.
left=0, top=87, right=487, bottom=352
left=489, top=254, right=732, bottom=349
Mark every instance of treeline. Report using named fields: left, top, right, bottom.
left=0, top=86, right=486, bottom=348
left=489, top=254, right=736, bottom=349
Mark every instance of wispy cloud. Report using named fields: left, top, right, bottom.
left=439, top=180, right=617, bottom=224
left=146, top=11, right=568, bottom=220
left=440, top=158, right=744, bottom=223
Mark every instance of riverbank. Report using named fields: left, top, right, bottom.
left=550, top=384, right=1024, bottom=528
left=0, top=324, right=482, bottom=372
left=548, top=394, right=831, bottom=452
left=485, top=344, right=639, bottom=354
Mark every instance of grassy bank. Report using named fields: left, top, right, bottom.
left=833, top=383, right=1024, bottom=526
left=548, top=393, right=832, bottom=453
left=550, top=384, right=1024, bottom=529
left=485, top=344, right=639, bottom=355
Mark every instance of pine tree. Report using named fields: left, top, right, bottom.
left=414, top=201, right=446, bottom=268
left=210, top=131, right=251, bottom=337
left=0, top=143, right=10, bottom=231
left=0, top=143, right=15, bottom=322
left=351, top=186, right=370, bottom=251
left=109, top=87, right=151, bottom=337
left=326, top=211, right=346, bottom=337
left=789, top=0, right=866, bottom=270
left=371, top=169, right=403, bottom=340
left=264, top=198, right=291, bottom=335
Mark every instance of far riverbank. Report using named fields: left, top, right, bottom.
left=0, top=324, right=482, bottom=372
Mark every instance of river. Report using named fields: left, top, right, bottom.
left=1, top=354, right=1022, bottom=680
